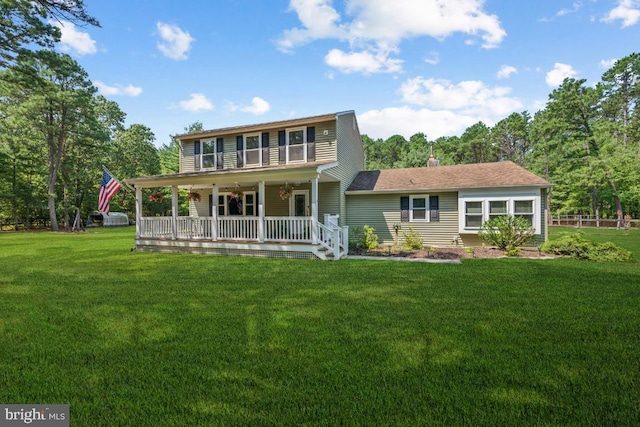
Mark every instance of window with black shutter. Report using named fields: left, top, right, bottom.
left=236, top=135, right=244, bottom=168
left=400, top=196, right=409, bottom=222
left=261, top=132, right=269, bottom=165
left=307, top=126, right=316, bottom=161
left=429, top=195, right=439, bottom=222
left=278, top=130, right=286, bottom=164
left=216, top=138, right=224, bottom=169
left=194, top=140, right=201, bottom=170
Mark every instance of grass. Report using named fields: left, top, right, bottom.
left=0, top=227, right=639, bottom=426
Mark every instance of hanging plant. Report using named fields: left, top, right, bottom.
left=148, top=192, right=164, bottom=201
left=186, top=191, right=201, bottom=202
left=279, top=184, right=294, bottom=200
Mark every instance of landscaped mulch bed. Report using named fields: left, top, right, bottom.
left=358, top=246, right=553, bottom=260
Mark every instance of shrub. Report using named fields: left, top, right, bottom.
left=402, top=226, right=424, bottom=250
left=479, top=215, right=536, bottom=251
left=541, top=232, right=631, bottom=262
left=349, top=225, right=379, bottom=251
left=505, top=247, right=521, bottom=257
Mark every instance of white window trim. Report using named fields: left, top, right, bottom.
left=201, top=140, right=217, bottom=170
left=409, top=195, right=430, bottom=222
left=289, top=189, right=309, bottom=216
left=458, top=194, right=540, bottom=234
left=218, top=191, right=257, bottom=216
left=243, top=133, right=262, bottom=167
left=286, top=127, right=307, bottom=164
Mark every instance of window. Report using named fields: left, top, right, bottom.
left=244, top=134, right=261, bottom=166
left=217, top=192, right=257, bottom=216
left=202, top=140, right=216, bottom=169
left=410, top=196, right=428, bottom=221
left=514, top=200, right=534, bottom=226
left=488, top=200, right=508, bottom=220
left=287, top=128, right=306, bottom=162
left=459, top=196, right=538, bottom=233
left=465, top=201, right=484, bottom=228
left=401, top=195, right=438, bottom=222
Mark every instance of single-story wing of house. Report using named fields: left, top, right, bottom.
left=346, top=161, right=552, bottom=248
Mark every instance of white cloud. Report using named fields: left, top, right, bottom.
left=179, top=94, right=213, bottom=112
left=545, top=63, right=577, bottom=87
left=399, top=76, right=523, bottom=117
left=424, top=51, right=440, bottom=65
left=52, top=21, right=97, bottom=56
left=599, top=58, right=617, bottom=69
left=602, top=0, right=640, bottom=27
left=94, top=81, right=142, bottom=97
left=497, top=65, right=517, bottom=79
left=359, top=106, right=480, bottom=140
left=278, top=0, right=507, bottom=74
left=156, top=22, right=194, bottom=60
left=225, top=97, right=271, bottom=115
left=324, top=48, right=402, bottom=74
left=241, top=97, right=271, bottom=115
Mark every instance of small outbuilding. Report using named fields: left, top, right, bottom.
left=87, top=212, right=130, bottom=227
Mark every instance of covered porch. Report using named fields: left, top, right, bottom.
left=126, top=162, right=349, bottom=260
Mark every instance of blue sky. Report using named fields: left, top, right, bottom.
left=53, top=0, right=640, bottom=146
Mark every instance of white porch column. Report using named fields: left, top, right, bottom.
left=171, top=186, right=178, bottom=240
left=135, top=186, right=142, bottom=238
left=211, top=184, right=218, bottom=241
left=258, top=180, right=265, bottom=242
left=311, top=175, right=318, bottom=244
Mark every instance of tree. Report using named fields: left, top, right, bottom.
left=0, top=0, right=99, bottom=68
left=490, top=111, right=531, bottom=166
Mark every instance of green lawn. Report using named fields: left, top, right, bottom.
left=1, top=227, right=639, bottom=426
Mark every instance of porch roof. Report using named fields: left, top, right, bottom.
left=125, top=161, right=339, bottom=188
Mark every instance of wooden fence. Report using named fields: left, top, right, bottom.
left=548, top=214, right=638, bottom=229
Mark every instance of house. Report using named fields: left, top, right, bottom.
left=126, top=111, right=551, bottom=260
left=126, top=111, right=364, bottom=260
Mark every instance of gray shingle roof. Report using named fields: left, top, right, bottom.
left=346, top=161, right=550, bottom=192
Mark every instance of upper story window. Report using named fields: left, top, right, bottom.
left=194, top=138, right=223, bottom=170
left=244, top=133, right=261, bottom=167
left=287, top=127, right=306, bottom=163
left=202, top=140, right=216, bottom=169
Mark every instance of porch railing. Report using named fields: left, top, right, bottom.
left=218, top=217, right=259, bottom=241
left=177, top=217, right=213, bottom=239
left=264, top=217, right=312, bottom=242
left=138, top=216, right=347, bottom=258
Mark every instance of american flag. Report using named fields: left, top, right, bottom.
left=98, top=168, right=122, bottom=215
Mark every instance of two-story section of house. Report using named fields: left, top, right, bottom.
left=126, top=111, right=364, bottom=260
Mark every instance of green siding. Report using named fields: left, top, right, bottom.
left=179, top=122, right=337, bottom=173
left=325, top=112, right=365, bottom=226
left=346, top=192, right=459, bottom=246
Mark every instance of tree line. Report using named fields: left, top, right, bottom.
left=364, top=53, right=640, bottom=220
left=1, top=1, right=638, bottom=228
